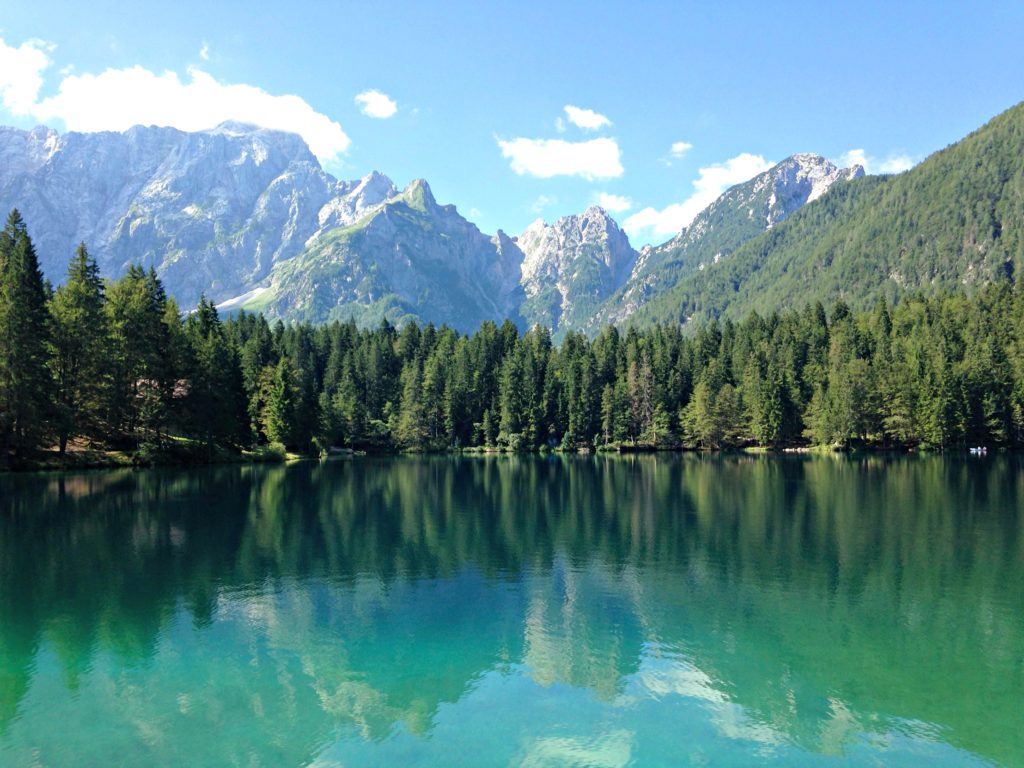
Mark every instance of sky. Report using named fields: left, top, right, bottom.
left=2, top=1, right=1023, bottom=246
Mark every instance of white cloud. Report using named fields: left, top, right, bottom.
left=554, top=116, right=566, bottom=133
left=354, top=89, right=397, bottom=119
left=564, top=104, right=611, bottom=131
left=0, top=36, right=351, bottom=163
left=838, top=148, right=915, bottom=175
left=531, top=195, right=556, bottom=213
left=35, top=67, right=351, bottom=160
left=595, top=192, right=632, bottom=213
left=624, top=152, right=773, bottom=241
left=879, top=155, right=914, bottom=173
left=838, top=148, right=868, bottom=169
left=669, top=141, right=693, bottom=158
left=498, top=137, right=623, bottom=180
left=0, top=37, right=52, bottom=114
left=199, top=43, right=210, bottom=61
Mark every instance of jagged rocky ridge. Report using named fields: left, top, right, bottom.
left=246, top=179, right=526, bottom=331
left=0, top=122, right=397, bottom=307
left=0, top=122, right=862, bottom=333
left=584, top=154, right=864, bottom=332
left=517, top=206, right=637, bottom=334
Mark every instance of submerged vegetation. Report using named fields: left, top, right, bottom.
left=2, top=208, right=1024, bottom=468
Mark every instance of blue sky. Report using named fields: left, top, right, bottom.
left=2, top=1, right=1022, bottom=245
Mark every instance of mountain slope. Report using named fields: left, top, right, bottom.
left=630, top=101, right=1024, bottom=327
left=0, top=122, right=395, bottom=306
left=245, top=180, right=525, bottom=332
left=587, top=154, right=862, bottom=331
left=517, top=206, right=637, bottom=334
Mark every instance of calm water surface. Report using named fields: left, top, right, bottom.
left=0, top=455, right=1021, bottom=766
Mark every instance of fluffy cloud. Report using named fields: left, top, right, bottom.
left=838, top=148, right=914, bottom=174
left=669, top=141, right=693, bottom=158
left=595, top=192, right=632, bottom=213
left=879, top=155, right=914, bottom=173
left=498, top=136, right=623, bottom=180
left=354, top=89, right=397, bottom=119
left=564, top=105, right=611, bottom=131
left=624, top=152, right=773, bottom=241
left=0, top=37, right=351, bottom=162
left=0, top=37, right=51, bottom=114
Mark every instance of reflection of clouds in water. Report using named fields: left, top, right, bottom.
left=519, top=729, right=633, bottom=768
left=2, top=457, right=1021, bottom=766
left=817, top=696, right=862, bottom=755
left=522, top=558, right=638, bottom=698
left=625, top=649, right=788, bottom=753
left=314, top=680, right=397, bottom=740
left=631, top=653, right=729, bottom=705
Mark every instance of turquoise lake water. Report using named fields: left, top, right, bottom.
left=0, top=455, right=1021, bottom=766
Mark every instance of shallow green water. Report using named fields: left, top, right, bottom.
left=0, top=455, right=1021, bottom=766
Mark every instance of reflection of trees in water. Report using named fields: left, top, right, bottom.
left=0, top=456, right=1021, bottom=763
left=640, top=456, right=1024, bottom=763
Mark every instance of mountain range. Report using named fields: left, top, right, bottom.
left=2, top=101, right=1022, bottom=333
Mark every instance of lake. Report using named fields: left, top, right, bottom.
left=0, top=455, right=1021, bottom=766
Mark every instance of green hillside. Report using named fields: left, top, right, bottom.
left=631, top=101, right=1024, bottom=327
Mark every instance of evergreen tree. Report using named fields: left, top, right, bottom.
left=48, top=243, right=109, bottom=455
left=0, top=210, right=54, bottom=464
left=185, top=297, right=247, bottom=452
left=9, top=206, right=1024, bottom=465
left=105, top=266, right=171, bottom=443
left=263, top=358, right=297, bottom=447
left=395, top=359, right=427, bottom=449
left=600, top=384, right=615, bottom=445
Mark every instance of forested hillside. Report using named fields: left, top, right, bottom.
left=632, top=101, right=1024, bottom=327
left=3, top=209, right=1024, bottom=468
left=587, top=154, right=862, bottom=332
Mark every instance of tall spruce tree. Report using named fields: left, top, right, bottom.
left=105, top=266, right=170, bottom=443
left=0, top=210, right=53, bottom=465
left=48, top=243, right=109, bottom=455
left=263, top=357, right=297, bottom=447
left=185, top=297, right=248, bottom=452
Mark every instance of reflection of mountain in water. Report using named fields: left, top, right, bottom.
left=0, top=456, right=1021, bottom=765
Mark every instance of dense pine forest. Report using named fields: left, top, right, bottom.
left=2, top=208, right=1024, bottom=468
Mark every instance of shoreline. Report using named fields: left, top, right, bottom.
left=3, top=442, right=999, bottom=474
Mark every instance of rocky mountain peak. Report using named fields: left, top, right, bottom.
left=402, top=178, right=436, bottom=211
left=666, top=152, right=865, bottom=245
left=314, top=171, right=397, bottom=233
left=350, top=171, right=398, bottom=209
left=517, top=205, right=638, bottom=335
left=583, top=151, right=867, bottom=333
left=767, top=153, right=865, bottom=216
left=209, top=120, right=264, bottom=135
left=0, top=118, right=877, bottom=337
left=0, top=123, right=403, bottom=306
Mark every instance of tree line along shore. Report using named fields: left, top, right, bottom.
left=2, top=209, right=1024, bottom=470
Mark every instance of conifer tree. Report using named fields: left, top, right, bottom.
left=0, top=210, right=54, bottom=464
left=395, top=359, right=427, bottom=449
left=48, top=243, right=109, bottom=454
left=263, top=357, right=297, bottom=447
left=183, top=297, right=247, bottom=451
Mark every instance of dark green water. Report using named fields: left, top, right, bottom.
left=0, top=455, right=1021, bottom=767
